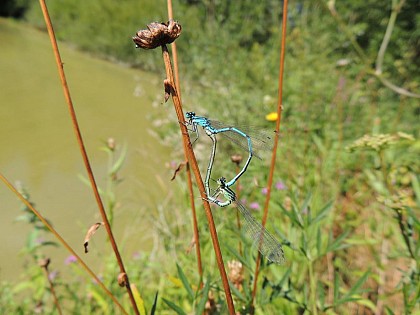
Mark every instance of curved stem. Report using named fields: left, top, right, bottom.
left=161, top=45, right=235, bottom=314
left=0, top=173, right=128, bottom=314
left=251, top=0, right=289, bottom=305
left=40, top=262, right=63, bottom=315
left=375, top=0, right=405, bottom=75
left=38, top=1, right=138, bottom=313
left=167, top=0, right=203, bottom=287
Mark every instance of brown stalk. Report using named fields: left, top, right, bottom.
left=160, top=44, right=235, bottom=314
left=133, top=19, right=234, bottom=311
left=39, top=258, right=63, bottom=315
left=166, top=0, right=203, bottom=285
left=251, top=0, right=289, bottom=304
left=37, top=1, right=139, bottom=313
left=0, top=173, right=128, bottom=314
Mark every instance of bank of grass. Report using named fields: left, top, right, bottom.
left=1, top=0, right=419, bottom=314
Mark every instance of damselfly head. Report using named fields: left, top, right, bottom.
left=217, top=177, right=227, bottom=187
left=185, top=111, right=195, bottom=118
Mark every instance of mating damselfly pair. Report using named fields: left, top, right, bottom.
left=185, top=112, right=285, bottom=264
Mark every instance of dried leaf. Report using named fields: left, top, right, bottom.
left=38, top=258, right=50, bottom=269
left=171, top=161, right=187, bottom=181
left=83, top=222, right=104, bottom=253
left=164, top=79, right=172, bottom=102
left=230, top=154, right=243, bottom=164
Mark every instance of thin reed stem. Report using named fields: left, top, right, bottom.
left=0, top=173, right=128, bottom=315
left=160, top=44, right=235, bottom=314
left=37, top=1, right=139, bottom=313
left=166, top=0, right=181, bottom=102
left=251, top=0, right=289, bottom=304
left=166, top=0, right=203, bottom=286
left=39, top=259, right=63, bottom=315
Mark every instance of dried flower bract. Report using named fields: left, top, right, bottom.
left=133, top=19, right=182, bottom=49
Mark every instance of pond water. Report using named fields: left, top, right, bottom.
left=0, top=19, right=177, bottom=281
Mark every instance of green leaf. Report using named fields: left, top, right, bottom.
left=384, top=306, right=395, bottom=315
left=278, top=267, right=292, bottom=289
left=301, top=193, right=312, bottom=227
left=109, top=143, right=127, bottom=175
left=337, top=270, right=371, bottom=304
left=225, top=244, right=253, bottom=271
left=344, top=237, right=379, bottom=246
left=326, top=230, right=350, bottom=253
left=406, top=206, right=420, bottom=226
left=176, top=263, right=194, bottom=301
left=40, top=241, right=59, bottom=247
left=196, top=279, right=211, bottom=315
left=242, top=276, right=251, bottom=300
left=300, top=234, right=308, bottom=258
left=312, top=134, right=326, bottom=154
left=316, top=227, right=322, bottom=256
left=26, top=229, right=40, bottom=249
left=318, top=280, right=325, bottom=309
left=89, top=287, right=108, bottom=313
left=150, top=291, right=159, bottom=315
left=355, top=298, right=376, bottom=312
left=291, top=202, right=305, bottom=228
left=312, top=200, right=334, bottom=225
left=333, top=270, right=339, bottom=304
left=162, top=298, right=187, bottom=315
left=130, top=283, right=146, bottom=315
left=411, top=174, right=420, bottom=205
left=279, top=203, right=303, bottom=228
left=229, top=280, right=246, bottom=302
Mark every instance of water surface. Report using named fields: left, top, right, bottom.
left=0, top=19, right=174, bottom=281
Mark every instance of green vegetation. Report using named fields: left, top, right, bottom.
left=1, top=0, right=419, bottom=314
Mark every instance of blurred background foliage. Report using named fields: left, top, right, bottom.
left=1, top=0, right=419, bottom=314
left=10, top=0, right=420, bottom=122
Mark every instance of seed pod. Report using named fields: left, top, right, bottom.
left=133, top=20, right=182, bottom=49
left=118, top=272, right=128, bottom=287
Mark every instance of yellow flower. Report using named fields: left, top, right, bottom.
left=265, top=112, right=278, bottom=121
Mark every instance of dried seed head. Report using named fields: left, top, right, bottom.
left=227, top=260, right=244, bottom=290
left=38, top=258, right=51, bottom=269
left=133, top=19, right=182, bottom=49
left=107, top=137, right=116, bottom=151
left=205, top=291, right=218, bottom=314
left=118, top=272, right=128, bottom=287
left=231, top=154, right=243, bottom=164
left=283, top=196, right=292, bottom=211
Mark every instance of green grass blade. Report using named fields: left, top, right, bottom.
left=195, top=279, right=211, bottom=315
left=326, top=230, right=350, bottom=253
left=176, top=263, right=194, bottom=300
left=150, top=291, right=159, bottom=315
left=162, top=298, right=187, bottom=315
left=312, top=200, right=334, bottom=225
left=109, top=143, right=127, bottom=175
left=225, top=243, right=253, bottom=270
left=338, top=270, right=371, bottom=304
